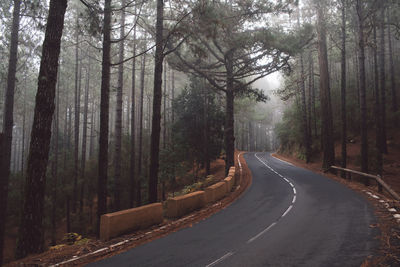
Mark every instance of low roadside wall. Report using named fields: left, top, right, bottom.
left=99, top=165, right=238, bottom=241
left=166, top=191, right=206, bottom=218
left=100, top=203, right=163, bottom=241
left=228, top=166, right=235, bottom=177
left=224, top=176, right=234, bottom=192
left=205, top=181, right=228, bottom=203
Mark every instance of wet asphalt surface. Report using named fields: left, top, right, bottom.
left=89, top=152, right=378, bottom=267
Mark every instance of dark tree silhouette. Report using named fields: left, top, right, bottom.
left=16, top=0, right=68, bottom=258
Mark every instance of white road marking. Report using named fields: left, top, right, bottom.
left=205, top=251, right=234, bottom=267
left=247, top=153, right=297, bottom=243
left=247, top=222, right=277, bottom=244
left=282, top=205, right=293, bottom=217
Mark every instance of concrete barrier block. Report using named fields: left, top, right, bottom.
left=224, top=176, right=234, bottom=192
left=228, top=167, right=235, bottom=177
left=205, top=181, right=228, bottom=203
left=166, top=191, right=206, bottom=218
left=100, top=203, right=163, bottom=241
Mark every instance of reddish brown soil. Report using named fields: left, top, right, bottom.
left=5, top=151, right=252, bottom=266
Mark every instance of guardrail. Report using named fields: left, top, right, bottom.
left=327, top=165, right=400, bottom=201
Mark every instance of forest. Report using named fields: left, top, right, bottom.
left=0, top=0, right=399, bottom=265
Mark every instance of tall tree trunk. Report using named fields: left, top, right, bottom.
left=161, top=61, right=168, bottom=201
left=63, top=95, right=68, bottom=170
left=373, top=19, right=383, bottom=176
left=0, top=0, right=20, bottom=263
left=137, top=50, right=146, bottom=206
left=340, top=0, right=347, bottom=175
left=51, top=69, right=60, bottom=246
left=307, top=53, right=312, bottom=145
left=388, top=24, right=398, bottom=127
left=21, top=70, right=27, bottom=176
left=379, top=6, right=387, bottom=154
left=300, top=53, right=310, bottom=163
left=67, top=103, right=72, bottom=152
left=311, top=56, right=317, bottom=139
left=315, top=1, right=335, bottom=169
left=16, top=0, right=67, bottom=258
left=97, top=0, right=111, bottom=237
left=73, top=16, right=80, bottom=213
left=148, top=0, right=164, bottom=203
left=114, top=0, right=125, bottom=211
left=203, top=80, right=210, bottom=175
left=356, top=0, right=368, bottom=177
left=89, top=93, right=95, bottom=158
left=80, top=58, right=90, bottom=213
left=171, top=70, right=175, bottom=125
left=163, top=61, right=167, bottom=149
left=225, top=52, right=235, bottom=175
left=297, top=9, right=311, bottom=163
left=129, top=21, right=137, bottom=208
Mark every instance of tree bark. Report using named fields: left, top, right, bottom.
left=137, top=49, right=146, bottom=206
left=21, top=70, right=27, bottom=177
left=148, top=0, right=164, bottom=203
left=300, top=52, right=310, bottom=163
left=203, top=80, right=210, bottom=175
left=225, top=52, right=235, bottom=175
left=297, top=9, right=311, bottom=163
left=373, top=18, right=383, bottom=176
left=129, top=20, right=137, bottom=208
left=89, top=92, right=95, bottom=158
left=171, top=70, right=175, bottom=125
left=97, top=0, right=111, bottom=237
left=340, top=0, right=347, bottom=175
left=163, top=61, right=167, bottom=149
left=356, top=0, right=368, bottom=177
left=51, top=69, right=60, bottom=246
left=388, top=23, right=398, bottom=127
left=73, top=16, right=80, bottom=213
left=114, top=0, right=125, bottom=211
left=379, top=6, right=387, bottom=154
left=307, top=53, right=312, bottom=145
left=311, top=56, right=317, bottom=139
left=16, top=0, right=67, bottom=258
left=0, top=0, right=20, bottom=263
left=80, top=58, right=90, bottom=213
left=315, top=2, right=335, bottom=170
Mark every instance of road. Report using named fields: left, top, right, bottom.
left=90, top=152, right=378, bottom=267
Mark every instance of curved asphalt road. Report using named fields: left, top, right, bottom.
left=90, top=152, right=378, bottom=267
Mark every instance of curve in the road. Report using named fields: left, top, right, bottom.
left=89, top=152, right=378, bottom=267
left=246, top=153, right=296, bottom=244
